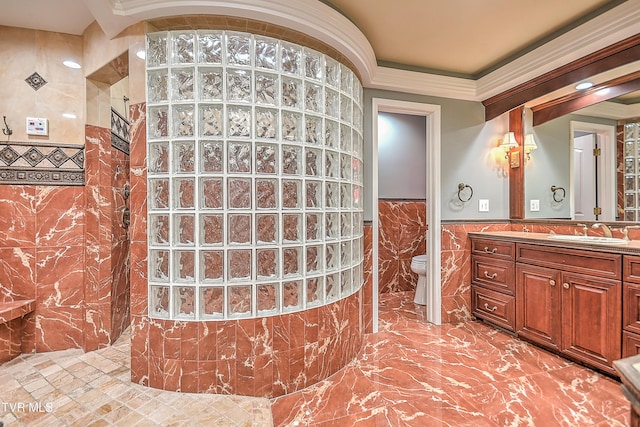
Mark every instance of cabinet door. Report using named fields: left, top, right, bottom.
left=516, top=264, right=561, bottom=351
left=561, top=272, right=621, bottom=374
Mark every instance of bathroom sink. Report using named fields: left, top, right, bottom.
left=546, top=234, right=629, bottom=245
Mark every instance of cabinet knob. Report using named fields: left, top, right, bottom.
left=483, top=271, right=498, bottom=280
left=483, top=303, right=498, bottom=312
left=563, top=283, right=570, bottom=289
left=483, top=247, right=497, bottom=254
left=549, top=279, right=556, bottom=286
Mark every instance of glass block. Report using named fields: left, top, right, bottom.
left=172, top=32, right=195, bottom=64
left=227, top=141, right=252, bottom=173
left=325, top=120, right=339, bottom=148
left=149, top=214, right=169, bottom=245
left=227, top=106, right=251, bottom=138
left=306, top=213, right=322, bottom=241
left=325, top=57, right=339, bottom=88
left=149, top=249, right=170, bottom=282
left=256, top=143, right=277, bottom=174
left=175, top=214, right=195, bottom=245
left=282, top=145, right=301, bottom=175
left=626, top=193, right=636, bottom=208
left=257, top=283, right=278, bottom=314
left=340, top=64, right=353, bottom=93
left=148, top=142, right=169, bottom=174
left=340, top=183, right=352, bottom=208
left=282, top=280, right=303, bottom=312
left=174, top=141, right=195, bottom=173
left=282, top=179, right=301, bottom=209
left=626, top=210, right=637, bottom=221
left=256, top=213, right=278, bottom=244
left=175, top=178, right=195, bottom=209
left=201, top=214, right=223, bottom=245
left=281, top=43, right=301, bottom=75
left=341, top=240, right=351, bottom=266
left=256, top=72, right=278, bottom=105
left=306, top=245, right=322, bottom=273
left=228, top=213, right=252, bottom=244
left=147, top=70, right=168, bottom=103
left=353, top=212, right=363, bottom=236
left=325, top=89, right=339, bottom=118
left=306, top=277, right=322, bottom=306
left=305, top=83, right=322, bottom=112
left=198, top=68, right=223, bottom=100
left=353, top=159, right=362, bottom=184
left=256, top=108, right=278, bottom=139
left=304, top=49, right=323, bottom=81
left=200, top=286, right=224, bottom=318
left=199, top=105, right=223, bottom=137
left=353, top=185, right=362, bottom=210
left=173, top=104, right=195, bottom=137
left=341, top=212, right=352, bottom=237
left=257, top=248, right=278, bottom=278
left=197, top=31, right=223, bottom=64
left=282, top=213, right=301, bottom=243
left=625, top=123, right=636, bottom=140
left=255, top=37, right=277, bottom=70
left=325, top=272, right=338, bottom=301
left=148, top=106, right=169, bottom=139
left=355, top=134, right=364, bottom=159
left=282, top=77, right=301, bottom=109
left=200, top=177, right=223, bottom=209
left=147, top=32, right=168, bottom=67
left=340, top=268, right=352, bottom=295
left=283, top=247, right=301, bottom=277
left=256, top=179, right=277, bottom=209
left=228, top=178, right=252, bottom=209
left=228, top=285, right=252, bottom=317
left=340, top=125, right=351, bottom=152
left=282, top=112, right=302, bottom=142
left=228, top=249, right=252, bottom=280
left=227, top=69, right=252, bottom=102
left=171, top=68, right=194, bottom=101
left=340, top=94, right=352, bottom=123
left=305, top=115, right=322, bottom=145
left=201, top=140, right=223, bottom=173
left=226, top=33, right=251, bottom=66
left=325, top=182, right=338, bottom=209
left=174, top=287, right=195, bottom=318
left=626, top=158, right=635, bottom=174
left=201, top=250, right=224, bottom=282
left=150, top=285, right=170, bottom=317
left=305, top=148, right=321, bottom=176
left=326, top=213, right=339, bottom=240
left=149, top=178, right=170, bottom=210
left=352, top=236, right=361, bottom=261
left=306, top=181, right=321, bottom=208
left=174, top=250, right=195, bottom=282
left=325, top=151, right=338, bottom=178
left=626, top=141, right=636, bottom=157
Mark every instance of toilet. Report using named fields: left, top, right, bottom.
left=410, top=254, right=428, bottom=305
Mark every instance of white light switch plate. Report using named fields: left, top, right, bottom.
left=479, top=199, right=489, bottom=212
left=530, top=199, right=540, bottom=212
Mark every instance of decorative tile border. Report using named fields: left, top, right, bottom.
left=0, top=142, right=84, bottom=185
left=111, top=108, right=130, bottom=155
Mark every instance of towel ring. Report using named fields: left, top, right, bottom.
left=551, top=185, right=565, bottom=202
left=457, top=183, right=473, bottom=202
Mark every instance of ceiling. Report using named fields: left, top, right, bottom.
left=0, top=0, right=625, bottom=78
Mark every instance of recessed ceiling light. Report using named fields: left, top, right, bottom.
left=63, top=60, right=81, bottom=69
left=575, top=81, right=593, bottom=90
left=136, top=50, right=146, bottom=60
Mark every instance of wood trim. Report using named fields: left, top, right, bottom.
left=509, top=107, right=525, bottom=219
left=483, top=33, right=640, bottom=121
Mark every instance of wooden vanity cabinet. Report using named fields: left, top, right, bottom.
left=623, top=256, right=640, bottom=357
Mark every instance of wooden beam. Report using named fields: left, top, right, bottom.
left=509, top=107, right=525, bottom=219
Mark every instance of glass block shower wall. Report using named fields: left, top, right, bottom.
left=624, top=122, right=640, bottom=220
left=145, top=30, right=364, bottom=321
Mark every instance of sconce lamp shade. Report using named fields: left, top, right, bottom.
left=524, top=133, right=537, bottom=159
left=499, top=132, right=518, bottom=159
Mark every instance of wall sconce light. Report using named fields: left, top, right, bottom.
left=523, top=134, right=537, bottom=160
left=499, top=132, right=518, bottom=159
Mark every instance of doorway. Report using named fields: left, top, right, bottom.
left=371, top=98, right=441, bottom=331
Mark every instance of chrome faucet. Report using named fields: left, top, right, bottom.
left=592, top=223, right=613, bottom=238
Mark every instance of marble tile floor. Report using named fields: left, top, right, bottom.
left=0, top=291, right=631, bottom=426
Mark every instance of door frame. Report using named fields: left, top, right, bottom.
left=371, top=98, right=441, bottom=331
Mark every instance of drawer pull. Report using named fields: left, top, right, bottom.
left=483, top=247, right=497, bottom=254
left=483, top=303, right=498, bottom=312
left=549, top=279, right=556, bottom=286
left=483, top=271, right=498, bottom=279
left=563, top=283, right=570, bottom=289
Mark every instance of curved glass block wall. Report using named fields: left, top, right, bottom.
left=146, top=30, right=364, bottom=321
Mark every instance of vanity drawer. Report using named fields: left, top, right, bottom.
left=623, top=282, right=640, bottom=334
left=471, top=239, right=515, bottom=260
left=624, top=256, right=640, bottom=283
left=472, top=255, right=515, bottom=295
left=472, top=286, right=515, bottom=332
